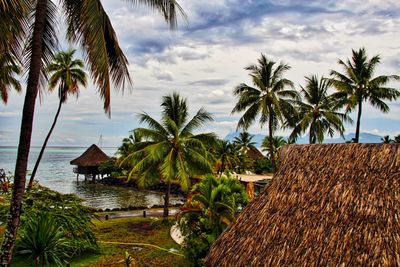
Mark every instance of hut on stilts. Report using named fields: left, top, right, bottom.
left=206, top=144, right=400, bottom=266
left=70, top=144, right=109, bottom=182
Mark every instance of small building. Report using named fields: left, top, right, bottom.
left=206, top=144, right=400, bottom=266
left=70, top=144, right=110, bottom=181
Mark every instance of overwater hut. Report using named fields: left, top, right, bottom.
left=206, top=144, right=400, bottom=266
left=245, top=146, right=264, bottom=161
left=70, top=144, right=109, bottom=181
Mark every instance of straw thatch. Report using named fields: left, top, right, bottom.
left=246, top=146, right=264, bottom=161
left=70, top=144, right=109, bottom=167
left=206, top=144, right=400, bottom=266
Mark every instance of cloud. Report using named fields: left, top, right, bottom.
left=190, top=79, right=230, bottom=86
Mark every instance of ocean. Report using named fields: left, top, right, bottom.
left=0, top=146, right=180, bottom=209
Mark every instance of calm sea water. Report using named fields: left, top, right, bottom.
left=0, top=146, right=180, bottom=209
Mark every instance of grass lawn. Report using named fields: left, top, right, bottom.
left=5, top=215, right=188, bottom=267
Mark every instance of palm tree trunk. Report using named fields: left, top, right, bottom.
left=28, top=100, right=63, bottom=189
left=268, top=113, right=276, bottom=172
left=309, top=120, right=314, bottom=144
left=163, top=182, right=171, bottom=221
left=0, top=0, right=48, bottom=264
left=354, top=98, right=362, bottom=143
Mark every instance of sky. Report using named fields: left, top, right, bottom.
left=1, top=0, right=400, bottom=147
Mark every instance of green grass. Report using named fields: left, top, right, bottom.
left=8, top=216, right=188, bottom=267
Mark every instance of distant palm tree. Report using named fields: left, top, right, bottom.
left=117, top=130, right=143, bottom=159
left=289, top=75, right=352, bottom=144
left=122, top=93, right=216, bottom=220
left=215, top=140, right=240, bottom=174
left=394, top=134, right=400, bottom=144
left=232, top=54, right=298, bottom=171
left=329, top=48, right=400, bottom=143
left=1, top=1, right=186, bottom=262
left=28, top=49, right=87, bottom=189
left=261, top=136, right=287, bottom=159
left=0, top=53, right=22, bottom=104
left=381, top=135, right=393, bottom=144
left=233, top=132, right=256, bottom=151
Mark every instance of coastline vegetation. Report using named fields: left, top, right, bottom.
left=1, top=0, right=400, bottom=265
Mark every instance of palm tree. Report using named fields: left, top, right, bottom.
left=329, top=48, right=400, bottom=143
left=0, top=53, right=22, bottom=104
left=233, top=132, right=256, bottom=172
left=232, top=54, right=298, bottom=171
left=121, top=93, right=216, bottom=220
left=261, top=136, right=287, bottom=159
left=1, top=1, right=185, bottom=264
left=116, top=130, right=143, bottom=159
left=28, top=49, right=87, bottom=188
left=381, top=135, right=393, bottom=144
left=289, top=75, right=352, bottom=144
left=214, top=140, right=240, bottom=174
left=394, top=134, right=400, bottom=144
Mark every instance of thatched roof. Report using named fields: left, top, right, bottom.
left=70, top=144, right=109, bottom=166
left=246, top=146, right=264, bottom=160
left=206, top=144, right=400, bottom=266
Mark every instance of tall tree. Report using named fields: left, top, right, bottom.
left=289, top=75, right=352, bottom=144
left=28, top=49, right=87, bottom=188
left=261, top=136, right=287, bottom=159
left=122, top=93, right=216, bottom=220
left=329, top=48, right=400, bottom=143
left=214, top=140, right=240, bottom=174
left=381, top=135, right=393, bottom=144
left=232, top=54, right=298, bottom=171
left=0, top=1, right=185, bottom=264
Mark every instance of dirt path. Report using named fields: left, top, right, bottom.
left=101, top=208, right=180, bottom=220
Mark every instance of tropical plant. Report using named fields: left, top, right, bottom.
left=178, top=175, right=248, bottom=266
left=17, top=212, right=71, bottom=267
left=1, top=1, right=186, bottom=263
left=0, top=53, right=22, bottom=104
left=28, top=49, right=87, bottom=188
left=233, top=132, right=256, bottom=172
left=232, top=54, right=298, bottom=171
left=394, top=134, right=400, bottom=143
left=121, top=93, right=216, bottom=220
left=214, top=140, right=240, bottom=174
left=289, top=75, right=352, bottom=144
left=381, top=135, right=393, bottom=144
left=329, top=48, right=400, bottom=143
left=261, top=136, right=287, bottom=159
left=117, top=130, right=143, bottom=159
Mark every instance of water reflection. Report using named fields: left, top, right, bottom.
left=73, top=181, right=182, bottom=210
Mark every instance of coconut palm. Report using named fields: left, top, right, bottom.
left=28, top=49, right=87, bottom=188
left=215, top=140, right=240, bottom=174
left=289, top=75, right=352, bottom=144
left=261, top=136, right=287, bottom=159
left=117, top=130, right=143, bottom=159
left=381, top=135, right=393, bottom=144
left=394, top=134, right=400, bottom=144
left=0, top=53, right=22, bottom=104
left=233, top=132, right=256, bottom=151
left=232, top=54, right=298, bottom=171
left=329, top=48, right=400, bottom=143
left=122, top=93, right=216, bottom=219
left=1, top=1, right=185, bottom=263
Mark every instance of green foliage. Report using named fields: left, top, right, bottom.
left=0, top=186, right=98, bottom=264
left=288, top=75, right=351, bottom=144
left=99, top=158, right=122, bottom=176
left=214, top=140, right=240, bottom=174
left=16, top=212, right=72, bottom=267
left=179, top=175, right=248, bottom=266
left=254, top=158, right=273, bottom=174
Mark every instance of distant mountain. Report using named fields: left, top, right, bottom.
left=224, top=132, right=383, bottom=147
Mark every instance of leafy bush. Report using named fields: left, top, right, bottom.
left=178, top=175, right=248, bottom=266
left=99, top=158, right=122, bottom=176
left=17, top=212, right=72, bottom=267
left=254, top=158, right=273, bottom=174
left=0, top=186, right=98, bottom=264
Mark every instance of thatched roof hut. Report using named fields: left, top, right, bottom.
left=245, top=146, right=264, bottom=161
left=206, top=144, right=400, bottom=266
left=70, top=144, right=109, bottom=167
left=70, top=145, right=109, bottom=180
